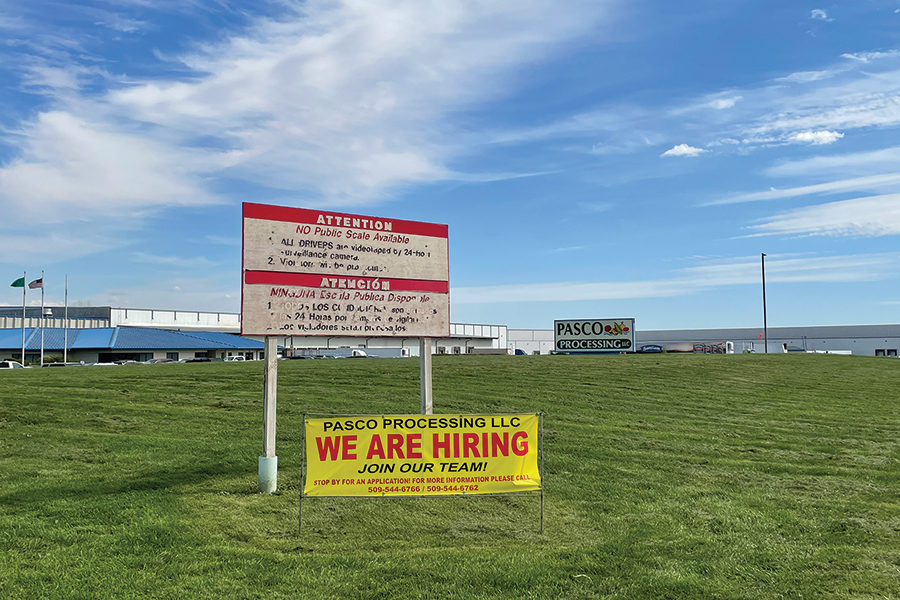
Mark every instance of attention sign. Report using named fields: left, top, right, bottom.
left=241, top=203, right=449, bottom=337
left=303, top=414, right=542, bottom=497
left=554, top=318, right=636, bottom=353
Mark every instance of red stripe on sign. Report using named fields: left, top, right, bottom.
left=243, top=202, right=448, bottom=238
left=245, top=270, right=449, bottom=293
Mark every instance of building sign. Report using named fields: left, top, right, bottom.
left=554, top=318, right=635, bottom=353
left=303, top=414, right=542, bottom=497
left=242, top=203, right=449, bottom=337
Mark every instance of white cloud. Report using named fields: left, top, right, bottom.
left=102, top=0, right=610, bottom=204
left=661, top=143, right=705, bottom=157
left=0, top=231, right=119, bottom=265
left=85, top=275, right=240, bottom=313
left=841, top=51, right=900, bottom=63
left=452, top=253, right=897, bottom=304
left=710, top=172, right=900, bottom=205
left=708, top=96, right=740, bottom=110
left=0, top=0, right=612, bottom=262
left=132, top=252, right=219, bottom=268
left=94, top=15, right=148, bottom=34
left=789, top=130, right=844, bottom=145
left=810, top=9, right=833, bottom=22
left=749, top=194, right=900, bottom=237
left=0, top=111, right=217, bottom=225
left=775, top=69, right=835, bottom=83
left=765, top=146, right=900, bottom=177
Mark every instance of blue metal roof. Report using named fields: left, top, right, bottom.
left=0, top=328, right=27, bottom=350
left=74, top=329, right=115, bottom=348
left=2, top=327, right=263, bottom=351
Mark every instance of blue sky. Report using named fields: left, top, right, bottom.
left=2, top=0, right=900, bottom=330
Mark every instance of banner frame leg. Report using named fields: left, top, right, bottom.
left=299, top=412, right=306, bottom=535
left=539, top=411, right=544, bottom=534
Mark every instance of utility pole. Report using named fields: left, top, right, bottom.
left=761, top=253, right=768, bottom=354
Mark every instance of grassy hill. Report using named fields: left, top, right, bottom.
left=0, top=354, right=897, bottom=599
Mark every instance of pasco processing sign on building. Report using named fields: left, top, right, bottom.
left=242, top=203, right=449, bottom=337
left=554, top=318, right=635, bottom=353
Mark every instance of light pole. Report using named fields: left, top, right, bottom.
left=761, top=253, right=768, bottom=354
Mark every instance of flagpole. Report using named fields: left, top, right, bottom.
left=21, top=271, right=26, bottom=364
left=64, top=275, right=68, bottom=364
left=40, top=269, right=45, bottom=367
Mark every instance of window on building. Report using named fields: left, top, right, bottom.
left=453, top=346, right=461, bottom=354
left=167, top=352, right=179, bottom=361
left=889, top=349, right=898, bottom=357
left=437, top=346, right=446, bottom=354
left=876, top=349, right=886, bottom=357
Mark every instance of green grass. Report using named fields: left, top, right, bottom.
left=0, top=354, right=897, bottom=599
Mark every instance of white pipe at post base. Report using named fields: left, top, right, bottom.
left=259, top=335, right=278, bottom=493
left=420, top=337, right=433, bottom=415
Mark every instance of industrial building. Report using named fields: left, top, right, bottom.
left=1, top=305, right=898, bottom=361
left=508, top=324, right=900, bottom=357
left=0, top=326, right=265, bottom=364
left=0, top=306, right=508, bottom=362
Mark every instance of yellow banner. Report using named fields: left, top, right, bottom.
left=303, top=414, right=541, bottom=497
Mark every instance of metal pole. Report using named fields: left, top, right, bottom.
left=299, top=413, right=306, bottom=535
left=539, top=412, right=544, bottom=534
left=420, top=337, right=433, bottom=414
left=64, top=275, right=68, bottom=364
left=21, top=271, right=25, bottom=364
left=761, top=253, right=768, bottom=354
left=259, top=336, right=278, bottom=493
left=39, top=270, right=44, bottom=367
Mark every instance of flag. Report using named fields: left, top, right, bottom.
left=10, top=277, right=24, bottom=288
left=28, top=278, right=43, bottom=289
left=758, top=333, right=763, bottom=339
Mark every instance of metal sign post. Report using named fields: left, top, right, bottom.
left=420, top=337, right=433, bottom=415
left=258, top=335, right=278, bottom=493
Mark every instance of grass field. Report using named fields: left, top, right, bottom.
left=0, top=354, right=897, bottom=599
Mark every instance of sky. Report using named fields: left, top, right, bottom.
left=2, top=0, right=900, bottom=330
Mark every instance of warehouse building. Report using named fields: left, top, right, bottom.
left=0, top=326, right=265, bottom=364
left=0, top=306, right=508, bottom=361
left=508, top=324, right=900, bottom=357
left=3, top=305, right=898, bottom=360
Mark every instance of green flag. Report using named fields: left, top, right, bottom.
left=10, top=277, right=25, bottom=288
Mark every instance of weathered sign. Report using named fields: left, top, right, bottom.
left=242, top=203, right=449, bottom=337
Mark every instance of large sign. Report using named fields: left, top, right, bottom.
left=242, top=203, right=449, bottom=337
left=303, top=414, right=541, bottom=497
left=554, top=318, right=635, bottom=353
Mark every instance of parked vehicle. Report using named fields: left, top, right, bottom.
left=145, top=358, right=176, bottom=364
left=223, top=355, right=246, bottom=362
left=0, top=360, right=25, bottom=369
left=638, top=345, right=663, bottom=353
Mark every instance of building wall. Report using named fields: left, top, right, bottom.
left=507, top=329, right=554, bottom=355
left=110, top=308, right=241, bottom=332
left=256, top=323, right=508, bottom=357
left=508, top=325, right=900, bottom=357
left=0, top=317, right=108, bottom=329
